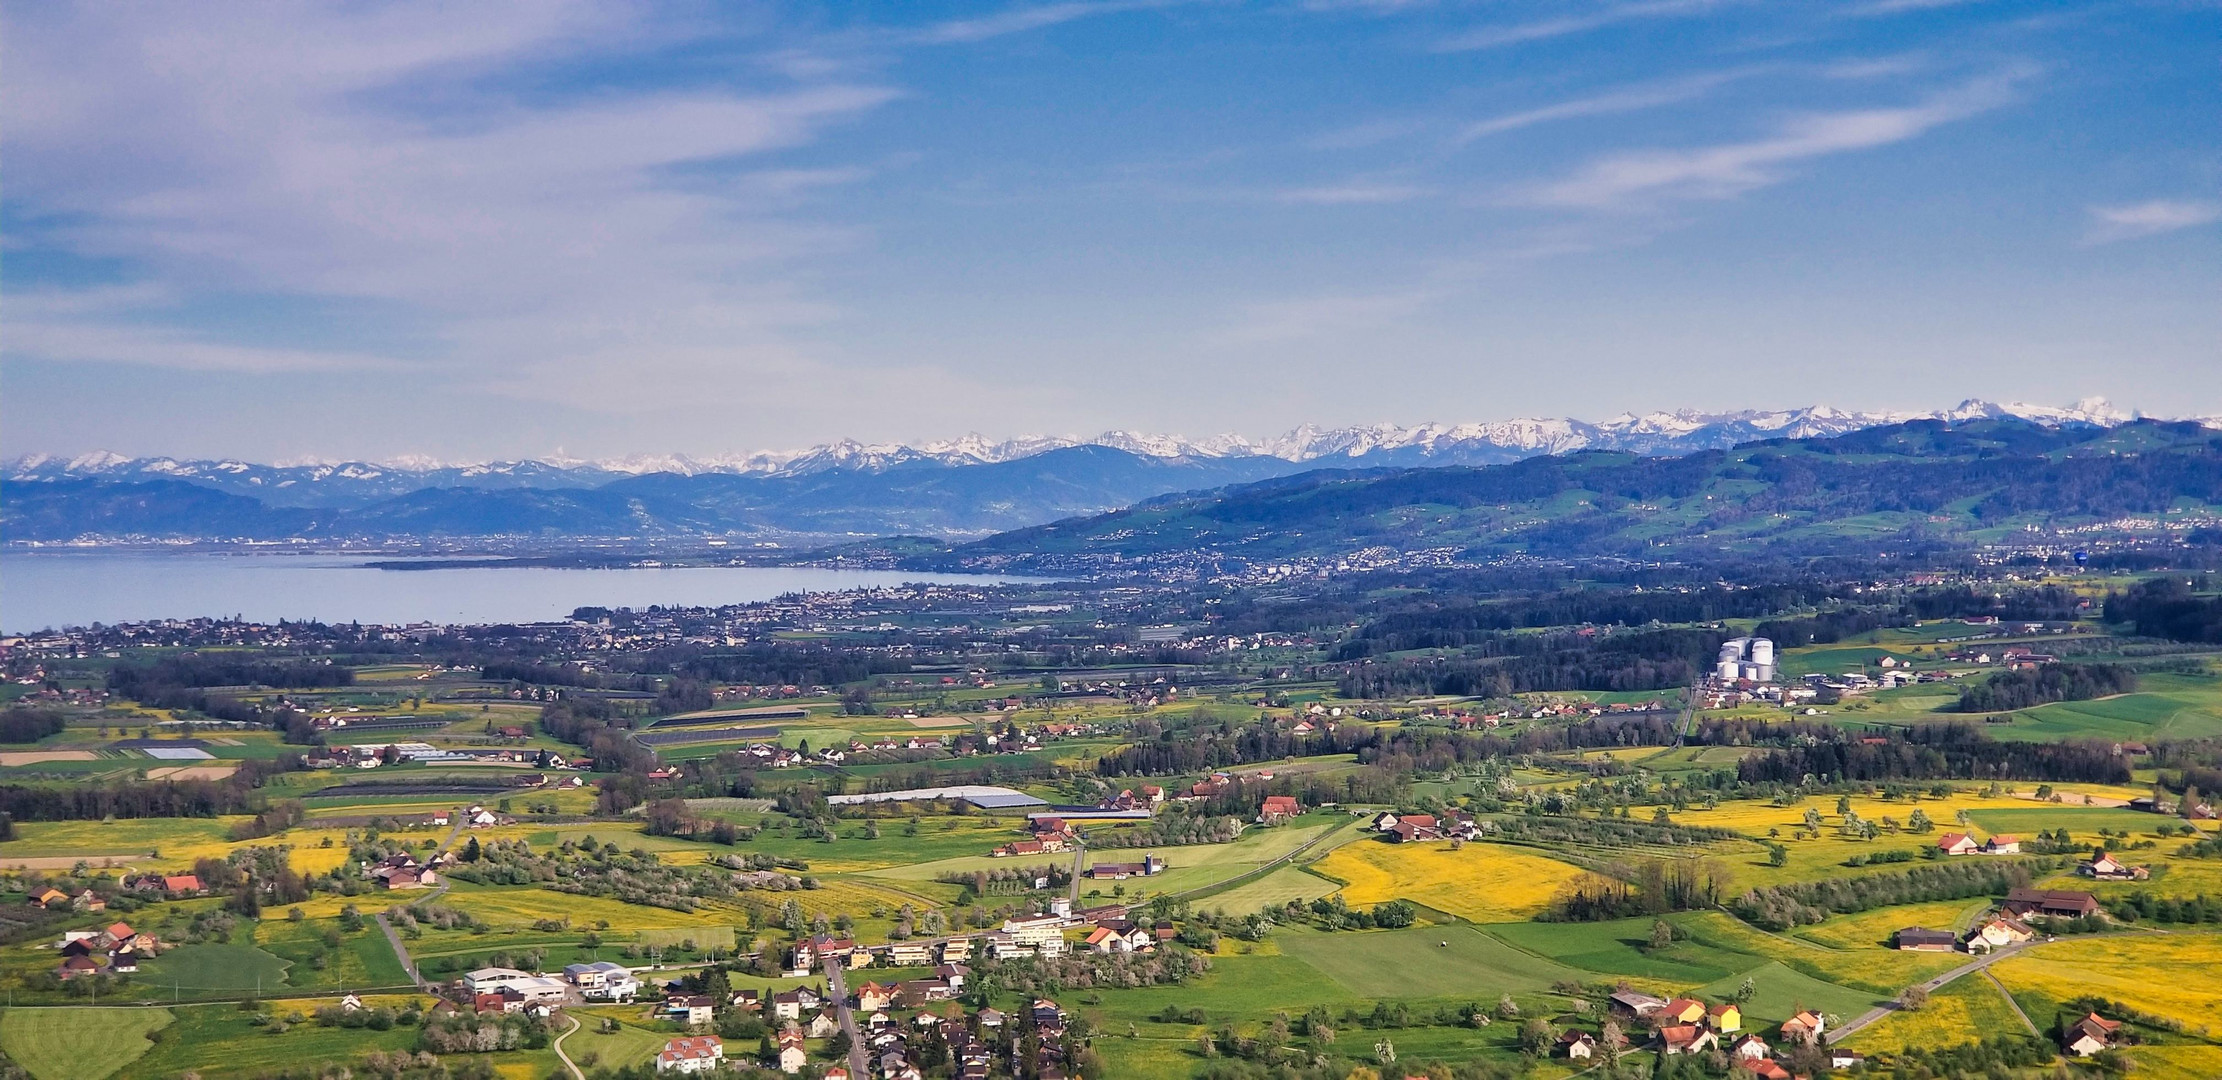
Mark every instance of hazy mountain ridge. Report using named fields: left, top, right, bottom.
left=950, top=418, right=2222, bottom=568
left=7, top=399, right=2171, bottom=509
left=5, top=400, right=2206, bottom=545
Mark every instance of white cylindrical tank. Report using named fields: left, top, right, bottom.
left=1720, top=640, right=1746, bottom=664
left=1717, top=660, right=1741, bottom=681
left=1750, top=638, right=1775, bottom=667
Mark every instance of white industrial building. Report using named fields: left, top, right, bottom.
left=1716, top=637, right=1777, bottom=683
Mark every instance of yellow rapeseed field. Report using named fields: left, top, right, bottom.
left=1311, top=840, right=1588, bottom=922
left=2127, top=1045, right=2222, bottom=1080
left=1793, top=899, right=1986, bottom=951
left=1992, top=932, right=2222, bottom=1033
left=1841, top=977, right=2025, bottom=1053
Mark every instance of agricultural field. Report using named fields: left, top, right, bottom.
left=1840, top=972, right=2031, bottom=1053
left=1275, top=924, right=1587, bottom=999
left=0, top=1006, right=173, bottom=1080
left=1310, top=839, right=1588, bottom=922
left=1991, top=930, right=2222, bottom=1033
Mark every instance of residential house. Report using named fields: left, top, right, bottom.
left=1258, top=796, right=1301, bottom=824
left=2080, top=851, right=2149, bottom=881
left=161, top=875, right=203, bottom=897
left=1659, top=998, right=1708, bottom=1026
left=1935, top=833, right=1981, bottom=857
left=1708, top=1003, right=1742, bottom=1033
left=855, top=982, right=894, bottom=1012
left=72, top=890, right=106, bottom=912
left=1779, top=1010, right=1825, bottom=1044
left=663, top=996, right=715, bottom=1027
left=804, top=1012, right=839, bottom=1038
left=885, top=942, right=933, bottom=967
left=1729, top=1034, right=1770, bottom=1060
left=782, top=1031, right=817, bottom=1071
left=1085, top=855, right=1166, bottom=880
left=655, top=1035, right=724, bottom=1074
left=1895, top=927, right=1958, bottom=952
left=1966, top=915, right=2036, bottom=953
left=2063, top=1012, right=2123, bottom=1057
left=1559, top=1031, right=1596, bottom=1060
left=29, top=887, right=68, bottom=908
left=1982, top=835, right=2021, bottom=855
left=771, top=992, right=804, bottom=1021
left=1658, top=1026, right=1719, bottom=1055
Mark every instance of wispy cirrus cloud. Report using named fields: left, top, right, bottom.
left=1274, top=182, right=1432, bottom=205
left=913, top=0, right=1179, bottom=44
left=1453, top=69, right=1761, bottom=144
left=1512, top=67, right=2029, bottom=209
left=1437, top=0, right=1738, bottom=51
left=2082, top=199, right=2222, bottom=245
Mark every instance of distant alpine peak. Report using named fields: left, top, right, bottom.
left=7, top=399, right=2199, bottom=484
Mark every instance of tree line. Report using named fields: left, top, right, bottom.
left=1956, top=662, right=2138, bottom=713
left=1730, top=722, right=2131, bottom=785
left=1728, top=860, right=2037, bottom=930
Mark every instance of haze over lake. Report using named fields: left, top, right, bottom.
left=0, top=552, right=1036, bottom=632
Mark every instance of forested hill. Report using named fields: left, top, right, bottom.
left=954, top=418, right=2222, bottom=564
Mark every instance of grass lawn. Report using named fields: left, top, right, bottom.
left=139, top=943, right=293, bottom=996
left=1192, top=866, right=1338, bottom=915
left=1275, top=925, right=1585, bottom=999
left=122, top=1000, right=426, bottom=1080
left=0, top=1006, right=172, bottom=1080
left=1484, top=917, right=1759, bottom=987
left=1674, top=912, right=1962, bottom=996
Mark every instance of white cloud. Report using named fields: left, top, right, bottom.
left=1274, top=182, right=1431, bottom=205
left=0, top=3, right=925, bottom=421
left=1453, top=70, right=1758, bottom=144
left=914, top=1, right=1176, bottom=44
left=1513, top=68, right=2027, bottom=209
left=1437, top=0, right=1735, bottom=51
left=2083, top=199, right=2222, bottom=245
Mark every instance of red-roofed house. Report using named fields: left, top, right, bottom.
left=1259, top=796, right=1301, bottom=824
left=161, top=875, right=204, bottom=897
left=656, top=1035, right=725, bottom=1074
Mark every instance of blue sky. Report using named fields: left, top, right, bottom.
left=3, top=0, right=2217, bottom=462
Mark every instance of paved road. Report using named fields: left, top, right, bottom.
left=822, top=953, right=869, bottom=1080
left=1828, top=939, right=2053, bottom=1042
left=1986, top=969, right=2040, bottom=1035
left=552, top=1013, right=585, bottom=1080
left=373, top=879, right=451, bottom=990
left=1162, top=815, right=1357, bottom=905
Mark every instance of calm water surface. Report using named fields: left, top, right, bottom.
left=0, top=552, right=1038, bottom=631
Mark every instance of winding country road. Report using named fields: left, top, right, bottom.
left=552, top=1013, right=585, bottom=1080
left=1827, top=938, right=2056, bottom=1043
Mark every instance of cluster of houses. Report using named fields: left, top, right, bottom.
left=1598, top=991, right=1852, bottom=1077
left=421, top=805, right=517, bottom=830
left=112, top=873, right=205, bottom=898
left=303, top=742, right=582, bottom=772
left=644, top=969, right=1079, bottom=1080
left=1896, top=887, right=2106, bottom=956
left=1370, top=809, right=1484, bottom=843
left=1080, top=915, right=1176, bottom=954
left=365, top=851, right=445, bottom=890
left=54, top=920, right=162, bottom=980
left=1933, top=831, right=2023, bottom=856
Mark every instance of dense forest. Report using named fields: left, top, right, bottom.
left=1956, top=662, right=2139, bottom=713
left=1729, top=723, right=2131, bottom=784
left=1335, top=627, right=1725, bottom=698
left=2106, top=576, right=2222, bottom=644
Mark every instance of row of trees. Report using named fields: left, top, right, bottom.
left=1729, top=860, right=2039, bottom=930
left=1957, top=662, right=2139, bottom=713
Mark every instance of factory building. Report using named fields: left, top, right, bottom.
left=1716, top=637, right=1776, bottom=684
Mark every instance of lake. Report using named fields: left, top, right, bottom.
left=0, top=552, right=1040, bottom=632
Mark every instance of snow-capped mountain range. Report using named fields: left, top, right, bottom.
left=5, top=399, right=2212, bottom=544
left=9, top=398, right=2176, bottom=495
